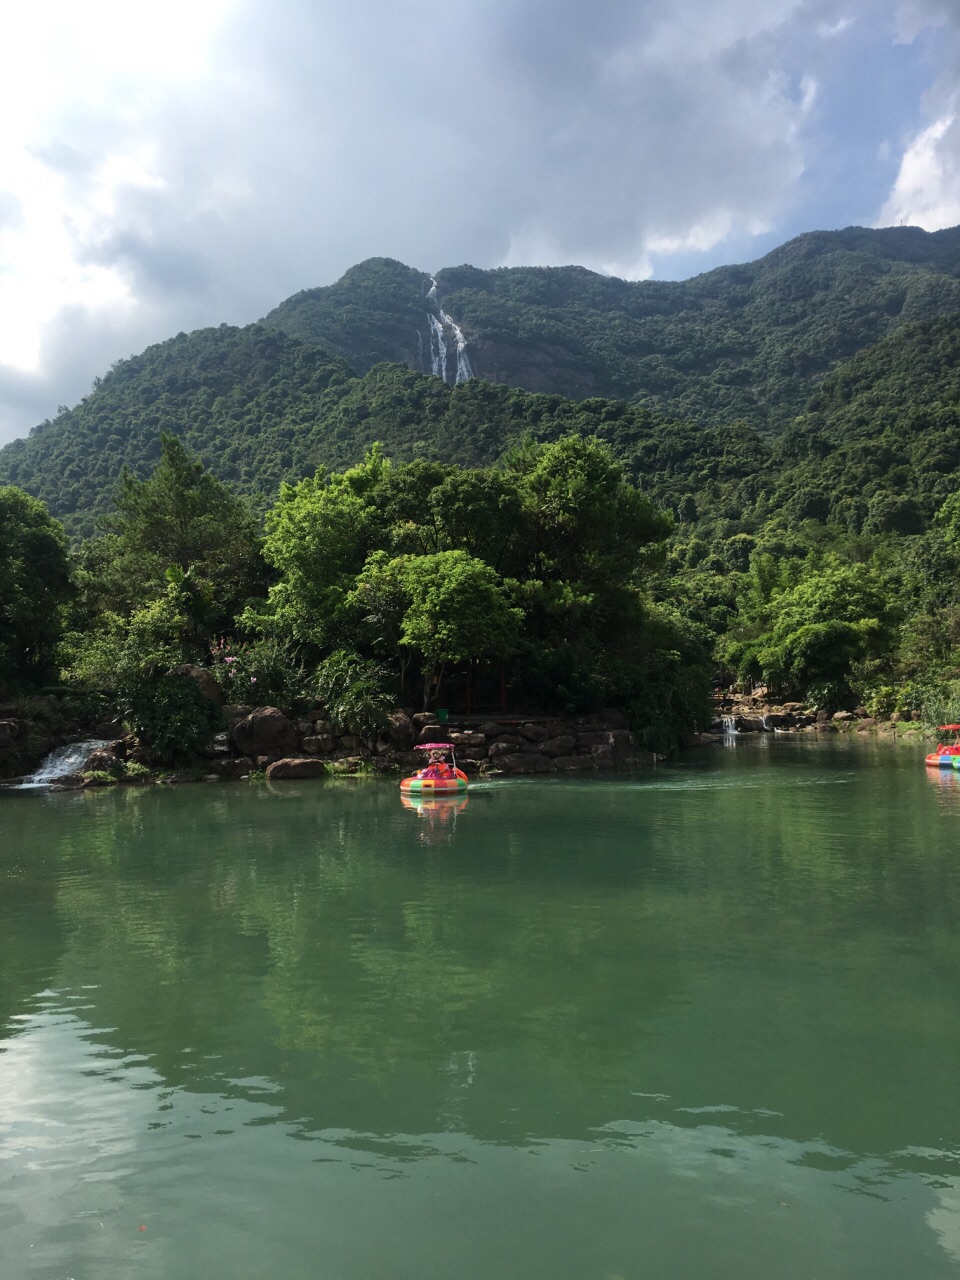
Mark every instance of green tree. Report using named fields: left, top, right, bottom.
left=0, top=487, right=72, bottom=688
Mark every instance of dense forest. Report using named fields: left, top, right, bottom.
left=2, top=225, right=960, bottom=755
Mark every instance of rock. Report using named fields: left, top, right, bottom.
left=223, top=704, right=254, bottom=728
left=330, top=756, right=365, bottom=775
left=83, top=748, right=122, bottom=773
left=856, top=718, right=878, bottom=731
left=477, top=722, right=505, bottom=738
left=833, top=710, right=856, bottom=722
left=576, top=730, right=614, bottom=748
left=161, top=772, right=200, bottom=785
left=911, top=710, right=922, bottom=721
left=591, top=744, right=615, bottom=768
left=313, top=719, right=337, bottom=737
left=94, top=719, right=123, bottom=738
left=300, top=736, right=320, bottom=754
left=816, top=710, right=829, bottom=724
left=412, top=712, right=438, bottom=729
left=208, top=757, right=254, bottom=779
left=232, top=707, right=298, bottom=758
left=539, top=734, right=577, bottom=757
left=339, top=734, right=363, bottom=753
left=127, top=747, right=151, bottom=765
left=0, top=719, right=18, bottom=747
left=600, top=708, right=630, bottom=729
left=387, top=710, right=415, bottom=748
left=816, top=722, right=838, bottom=733
left=488, top=738, right=526, bottom=757
left=172, top=664, right=225, bottom=707
left=266, top=757, right=329, bottom=780
left=518, top=722, right=553, bottom=742
left=493, top=752, right=555, bottom=774
left=296, top=720, right=314, bottom=736
left=50, top=773, right=84, bottom=790
left=554, top=755, right=596, bottom=771
left=449, top=731, right=486, bottom=749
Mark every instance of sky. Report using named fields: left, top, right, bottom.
left=2, top=0, right=960, bottom=446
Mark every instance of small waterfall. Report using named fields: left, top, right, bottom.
left=19, top=740, right=109, bottom=788
left=760, top=714, right=772, bottom=732
left=440, top=310, right=474, bottom=382
left=721, top=715, right=738, bottom=735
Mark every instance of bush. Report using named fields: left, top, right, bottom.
left=313, top=650, right=394, bottom=739
left=128, top=673, right=223, bottom=764
left=209, top=635, right=304, bottom=707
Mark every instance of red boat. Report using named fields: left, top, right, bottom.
left=925, top=725, right=960, bottom=769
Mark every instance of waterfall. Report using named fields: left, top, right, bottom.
left=721, top=715, right=738, bottom=735
left=421, top=276, right=473, bottom=385
left=19, top=740, right=110, bottom=788
left=440, top=310, right=474, bottom=382
left=427, top=313, right=448, bottom=383
left=760, top=714, right=772, bottom=731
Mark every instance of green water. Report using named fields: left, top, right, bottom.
left=2, top=737, right=960, bottom=1279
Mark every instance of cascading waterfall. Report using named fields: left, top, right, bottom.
left=427, top=313, right=448, bottom=383
left=721, top=715, right=738, bottom=735
left=440, top=310, right=474, bottom=382
left=422, top=276, right=473, bottom=385
left=19, top=740, right=110, bottom=788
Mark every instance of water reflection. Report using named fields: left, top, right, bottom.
left=3, top=742, right=960, bottom=1278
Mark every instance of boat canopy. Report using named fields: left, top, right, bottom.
left=937, top=724, right=960, bottom=732
left=414, top=742, right=455, bottom=750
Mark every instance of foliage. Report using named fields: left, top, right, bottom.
left=0, top=486, right=73, bottom=689
left=128, top=673, right=223, bottom=764
left=312, top=650, right=394, bottom=739
left=209, top=636, right=304, bottom=707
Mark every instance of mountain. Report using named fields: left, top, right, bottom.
left=263, top=225, right=960, bottom=431
left=3, top=225, right=960, bottom=540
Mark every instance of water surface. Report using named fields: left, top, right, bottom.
left=2, top=737, right=959, bottom=1278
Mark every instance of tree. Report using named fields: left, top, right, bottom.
left=100, top=433, right=263, bottom=624
left=0, top=487, right=72, bottom=688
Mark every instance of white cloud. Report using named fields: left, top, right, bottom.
left=878, top=114, right=960, bottom=228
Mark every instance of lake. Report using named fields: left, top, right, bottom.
left=2, top=736, right=959, bottom=1279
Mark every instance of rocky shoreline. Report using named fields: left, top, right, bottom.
left=1, top=702, right=657, bottom=789
left=692, top=692, right=929, bottom=744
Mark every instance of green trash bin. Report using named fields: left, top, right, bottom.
left=436, top=708, right=449, bottom=724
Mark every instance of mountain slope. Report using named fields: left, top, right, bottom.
left=263, top=226, right=960, bottom=430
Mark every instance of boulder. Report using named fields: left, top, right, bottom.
left=232, top=707, right=298, bottom=758
left=539, top=734, right=577, bottom=758
left=94, top=719, right=124, bottom=739
left=223, top=704, right=254, bottom=728
left=83, top=748, right=122, bottom=773
left=386, top=710, right=415, bottom=749
left=266, top=757, right=329, bottom=780
left=0, top=719, right=19, bottom=747
left=518, top=722, right=553, bottom=742
left=832, top=710, right=856, bottom=722
left=330, top=756, right=365, bottom=775
left=554, top=755, right=596, bottom=771
left=576, top=730, right=614, bottom=748
left=492, top=752, right=555, bottom=774
left=488, top=738, right=527, bottom=757
left=591, top=744, right=615, bottom=767
left=412, top=712, right=438, bottom=729
left=339, top=734, right=363, bottom=753
left=173, top=664, right=225, bottom=707
left=477, top=722, right=505, bottom=738
left=449, top=731, right=486, bottom=749
left=856, top=718, right=877, bottom=732
left=300, top=736, right=320, bottom=754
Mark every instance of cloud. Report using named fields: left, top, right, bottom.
left=875, top=2, right=960, bottom=229
left=0, top=0, right=954, bottom=446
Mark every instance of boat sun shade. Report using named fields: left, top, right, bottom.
left=414, top=742, right=455, bottom=750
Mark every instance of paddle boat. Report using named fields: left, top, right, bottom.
left=400, top=742, right=469, bottom=794
left=925, top=725, right=960, bottom=769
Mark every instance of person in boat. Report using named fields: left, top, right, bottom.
left=417, top=748, right=455, bottom=780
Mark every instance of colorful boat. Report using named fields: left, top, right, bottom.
left=400, top=742, right=469, bottom=793
left=925, top=724, right=960, bottom=768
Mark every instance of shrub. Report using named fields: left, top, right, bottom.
left=128, top=673, right=223, bottom=764
left=313, top=650, right=394, bottom=739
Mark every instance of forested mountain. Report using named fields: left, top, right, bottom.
left=263, top=225, right=960, bottom=430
